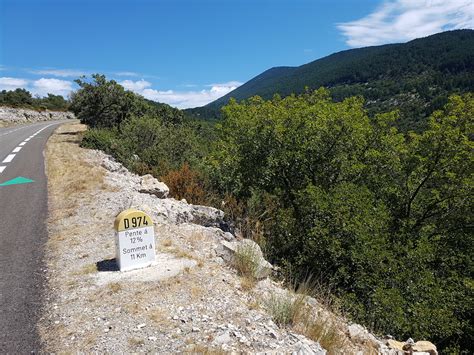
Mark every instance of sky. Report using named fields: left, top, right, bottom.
left=0, top=0, right=472, bottom=108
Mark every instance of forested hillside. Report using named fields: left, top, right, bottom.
left=188, top=30, right=474, bottom=130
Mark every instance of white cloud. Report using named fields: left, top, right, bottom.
left=0, top=77, right=29, bottom=91
left=120, top=80, right=242, bottom=109
left=32, top=78, right=74, bottom=97
left=0, top=76, right=74, bottom=97
left=338, top=0, right=474, bottom=47
left=30, top=68, right=86, bottom=77
left=120, top=79, right=152, bottom=92
left=114, top=71, right=140, bottom=77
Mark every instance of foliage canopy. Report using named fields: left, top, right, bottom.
left=209, top=89, right=473, bottom=351
left=0, top=88, right=69, bottom=111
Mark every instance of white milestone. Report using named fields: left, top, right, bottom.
left=114, top=209, right=156, bottom=271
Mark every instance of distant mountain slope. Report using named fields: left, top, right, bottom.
left=187, top=30, right=474, bottom=129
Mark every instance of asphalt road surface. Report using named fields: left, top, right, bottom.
left=0, top=121, right=65, bottom=354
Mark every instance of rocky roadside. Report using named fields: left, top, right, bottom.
left=39, top=122, right=437, bottom=354
left=0, top=106, right=74, bottom=127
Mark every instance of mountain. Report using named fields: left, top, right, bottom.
left=187, top=30, right=474, bottom=130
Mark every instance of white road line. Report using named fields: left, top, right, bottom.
left=0, top=122, right=58, bottom=169
left=2, top=154, right=16, bottom=163
left=0, top=122, right=52, bottom=138
left=0, top=125, right=31, bottom=137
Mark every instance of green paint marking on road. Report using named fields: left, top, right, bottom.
left=0, top=176, right=35, bottom=187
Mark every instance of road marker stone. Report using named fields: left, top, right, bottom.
left=114, top=209, right=156, bottom=271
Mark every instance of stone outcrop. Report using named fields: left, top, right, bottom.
left=95, top=151, right=225, bottom=229
left=383, top=338, right=438, bottom=355
left=0, top=106, right=74, bottom=125
left=217, top=239, right=274, bottom=279
left=139, top=174, right=169, bottom=198
left=404, top=339, right=438, bottom=355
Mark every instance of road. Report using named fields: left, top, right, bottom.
left=0, top=121, right=65, bottom=354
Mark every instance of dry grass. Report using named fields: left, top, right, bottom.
left=185, top=345, right=227, bottom=355
left=190, top=285, right=204, bottom=298
left=83, top=333, right=98, bottom=348
left=161, top=238, right=173, bottom=247
left=148, top=307, right=170, bottom=327
left=188, top=231, right=206, bottom=248
left=261, top=279, right=357, bottom=354
left=125, top=302, right=142, bottom=315
left=232, top=243, right=262, bottom=291
left=169, top=247, right=197, bottom=261
left=46, top=123, right=108, bottom=213
left=292, top=279, right=356, bottom=354
left=247, top=299, right=260, bottom=311
left=295, top=310, right=349, bottom=355
left=233, top=243, right=259, bottom=279
left=240, top=276, right=257, bottom=291
left=108, top=282, right=122, bottom=294
left=75, top=263, right=97, bottom=275
left=66, top=280, right=78, bottom=289
left=128, top=337, right=145, bottom=347
left=264, top=291, right=306, bottom=327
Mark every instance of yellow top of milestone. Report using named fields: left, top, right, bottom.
left=114, top=209, right=153, bottom=232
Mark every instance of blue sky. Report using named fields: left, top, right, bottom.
left=0, top=0, right=472, bottom=108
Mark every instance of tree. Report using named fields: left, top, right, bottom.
left=0, top=88, right=33, bottom=107
left=38, top=94, right=69, bottom=110
left=70, top=74, right=147, bottom=128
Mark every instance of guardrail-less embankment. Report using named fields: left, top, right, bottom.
left=0, top=106, right=74, bottom=127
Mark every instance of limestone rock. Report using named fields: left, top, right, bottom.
left=386, top=339, right=405, bottom=351
left=346, top=323, right=383, bottom=352
left=101, top=157, right=127, bottom=173
left=403, top=340, right=438, bottom=355
left=347, top=324, right=366, bottom=340
left=413, top=341, right=438, bottom=354
left=213, top=331, right=231, bottom=345
left=139, top=174, right=169, bottom=198
left=347, top=323, right=378, bottom=344
left=288, top=333, right=326, bottom=354
left=216, top=239, right=273, bottom=279
left=385, top=338, right=437, bottom=355
left=188, top=204, right=224, bottom=227
left=0, top=106, right=74, bottom=124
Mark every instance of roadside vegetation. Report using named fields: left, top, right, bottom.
left=73, top=74, right=473, bottom=353
left=0, top=88, right=69, bottom=111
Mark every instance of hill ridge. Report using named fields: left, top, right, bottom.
left=187, top=29, right=474, bottom=129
